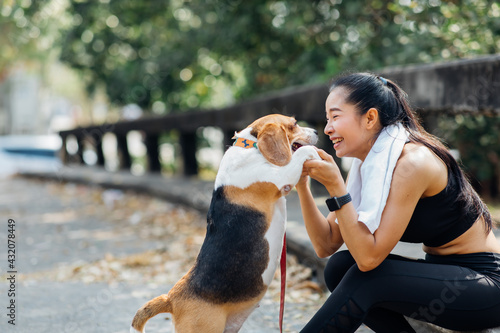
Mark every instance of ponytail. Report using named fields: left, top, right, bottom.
left=384, top=78, right=420, bottom=132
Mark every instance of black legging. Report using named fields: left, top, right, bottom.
left=300, top=250, right=500, bottom=333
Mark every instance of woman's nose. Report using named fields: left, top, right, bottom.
left=324, top=122, right=333, bottom=135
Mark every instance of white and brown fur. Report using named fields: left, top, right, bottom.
left=130, top=114, right=320, bottom=333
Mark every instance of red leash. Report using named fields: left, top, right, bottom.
left=279, top=233, right=286, bottom=333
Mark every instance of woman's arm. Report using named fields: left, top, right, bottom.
left=296, top=179, right=344, bottom=257
left=304, top=147, right=436, bottom=271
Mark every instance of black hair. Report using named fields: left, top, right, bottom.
left=329, top=72, right=493, bottom=233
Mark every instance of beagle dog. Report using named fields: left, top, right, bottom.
left=131, top=114, right=320, bottom=333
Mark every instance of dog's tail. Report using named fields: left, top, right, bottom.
left=130, top=294, right=173, bottom=333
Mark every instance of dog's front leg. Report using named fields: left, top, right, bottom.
left=276, top=146, right=321, bottom=192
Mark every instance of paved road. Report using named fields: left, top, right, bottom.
left=2, top=167, right=499, bottom=333
left=0, top=176, right=368, bottom=333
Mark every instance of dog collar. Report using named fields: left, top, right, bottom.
left=233, top=137, right=258, bottom=149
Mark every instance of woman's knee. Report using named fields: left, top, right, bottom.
left=324, top=250, right=356, bottom=292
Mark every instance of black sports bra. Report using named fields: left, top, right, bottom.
left=400, top=169, right=479, bottom=247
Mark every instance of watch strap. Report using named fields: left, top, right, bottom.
left=325, top=193, right=352, bottom=211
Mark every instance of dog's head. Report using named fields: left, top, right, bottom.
left=236, top=114, right=318, bottom=166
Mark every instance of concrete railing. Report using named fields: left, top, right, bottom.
left=59, top=54, right=500, bottom=176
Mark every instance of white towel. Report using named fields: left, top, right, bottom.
left=342, top=122, right=409, bottom=233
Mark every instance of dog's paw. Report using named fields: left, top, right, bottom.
left=296, top=145, right=320, bottom=161
left=308, top=149, right=321, bottom=161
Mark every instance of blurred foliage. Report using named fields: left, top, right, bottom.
left=3, top=0, right=499, bottom=112
left=2, top=0, right=499, bottom=197
left=439, top=115, right=500, bottom=199
left=0, top=0, right=64, bottom=73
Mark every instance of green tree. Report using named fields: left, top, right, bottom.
left=439, top=114, right=500, bottom=199
left=14, top=0, right=500, bottom=113
left=0, top=0, right=64, bottom=72
left=7, top=0, right=500, bottom=196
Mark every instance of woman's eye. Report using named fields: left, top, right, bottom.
left=326, top=115, right=338, bottom=123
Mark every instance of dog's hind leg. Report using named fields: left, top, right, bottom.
left=223, top=304, right=258, bottom=333
left=173, top=303, right=227, bottom=333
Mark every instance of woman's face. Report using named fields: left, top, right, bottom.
left=324, top=87, right=377, bottom=161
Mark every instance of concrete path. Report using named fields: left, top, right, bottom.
left=2, top=166, right=500, bottom=333
left=0, top=176, right=362, bottom=333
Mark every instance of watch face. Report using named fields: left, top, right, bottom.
left=326, top=194, right=351, bottom=211
left=326, top=197, right=340, bottom=211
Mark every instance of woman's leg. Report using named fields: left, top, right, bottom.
left=363, top=307, right=416, bottom=333
left=302, top=251, right=500, bottom=333
left=323, top=250, right=357, bottom=292
left=314, top=251, right=417, bottom=333
left=361, top=253, right=423, bottom=333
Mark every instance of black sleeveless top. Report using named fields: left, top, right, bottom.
left=400, top=170, right=479, bottom=247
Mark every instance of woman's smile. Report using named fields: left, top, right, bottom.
left=330, top=137, right=344, bottom=149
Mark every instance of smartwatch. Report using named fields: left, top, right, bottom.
left=325, top=193, right=352, bottom=212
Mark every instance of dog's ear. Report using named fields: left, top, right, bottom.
left=257, top=123, right=292, bottom=166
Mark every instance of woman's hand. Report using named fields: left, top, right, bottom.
left=303, top=149, right=346, bottom=197
left=296, top=166, right=311, bottom=190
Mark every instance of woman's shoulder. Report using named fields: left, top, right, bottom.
left=395, top=143, right=448, bottom=196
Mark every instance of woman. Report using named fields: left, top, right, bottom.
left=297, top=72, right=500, bottom=333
